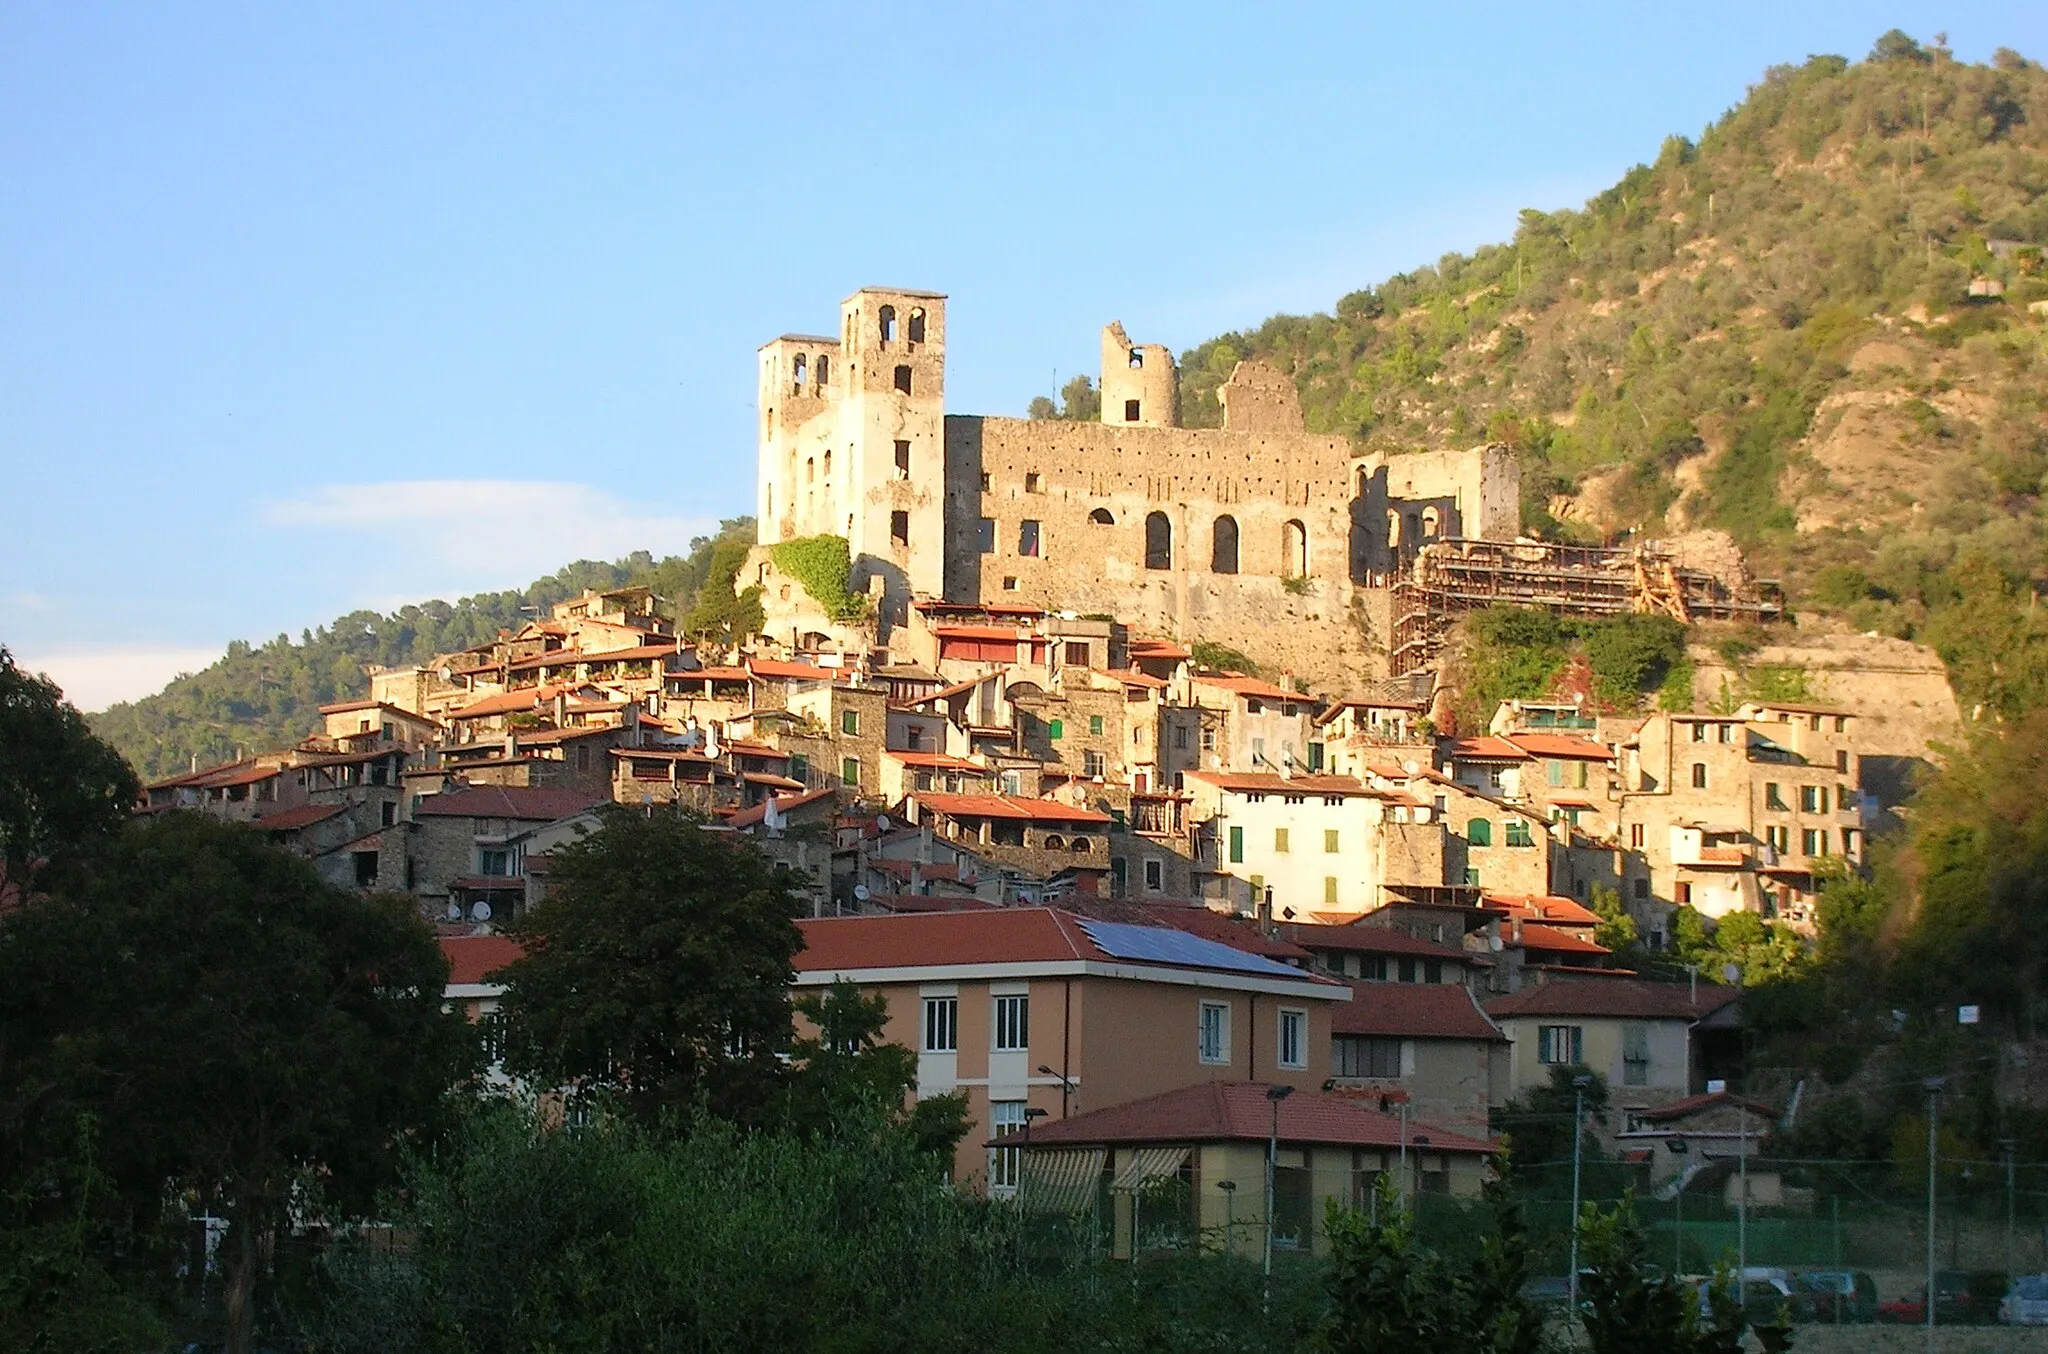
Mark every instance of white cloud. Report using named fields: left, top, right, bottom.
left=260, top=479, right=728, bottom=599
left=12, top=644, right=226, bottom=713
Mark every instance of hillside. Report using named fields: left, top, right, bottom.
left=87, top=520, right=755, bottom=780
left=1156, top=35, right=2048, bottom=719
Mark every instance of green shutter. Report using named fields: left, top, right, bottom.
left=1228, top=826, right=1244, bottom=863
left=1048, top=718, right=1064, bottom=740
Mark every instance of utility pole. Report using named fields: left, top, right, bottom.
left=1568, top=1074, right=1593, bottom=1316
left=1737, top=1107, right=1749, bottom=1309
left=1925, top=1077, right=1946, bottom=1353
left=1263, top=1084, right=1294, bottom=1311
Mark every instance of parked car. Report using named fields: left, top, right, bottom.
left=1879, top=1270, right=2010, bottom=1325
left=1792, top=1270, right=1878, bottom=1323
left=2002, top=1274, right=2048, bottom=1327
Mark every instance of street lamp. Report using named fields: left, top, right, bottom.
left=1380, top=1091, right=1412, bottom=1208
left=1264, top=1084, right=1295, bottom=1308
left=1568, top=1074, right=1593, bottom=1318
left=1036, top=1065, right=1078, bottom=1118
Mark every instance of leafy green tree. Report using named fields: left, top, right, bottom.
left=1189, top=639, right=1262, bottom=674
left=1587, top=884, right=1640, bottom=956
left=783, top=981, right=972, bottom=1161
left=1319, top=1174, right=1479, bottom=1352
left=0, top=814, right=468, bottom=1354
left=1490, top=1067, right=1609, bottom=1174
left=1577, top=1196, right=1779, bottom=1353
left=498, top=806, right=804, bottom=1127
left=0, top=648, right=140, bottom=898
left=1029, top=374, right=1102, bottom=422
left=682, top=532, right=768, bottom=646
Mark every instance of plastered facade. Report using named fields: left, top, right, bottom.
left=757, top=290, right=1522, bottom=686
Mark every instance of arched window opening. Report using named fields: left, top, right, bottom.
left=1044, top=834, right=1066, bottom=851
left=878, top=305, right=897, bottom=343
left=1088, top=508, right=1114, bottom=525
left=791, top=354, right=807, bottom=392
left=1129, top=349, right=1144, bottom=368
left=1404, top=513, right=1421, bottom=545
left=1281, top=519, right=1308, bottom=578
left=1386, top=509, right=1402, bottom=550
left=1070, top=835, right=1090, bottom=852
left=1468, top=818, right=1493, bottom=847
left=894, top=365, right=913, bottom=395
left=806, top=457, right=815, bottom=483
left=815, top=354, right=829, bottom=387
left=1421, top=506, right=1440, bottom=539
left=1144, top=512, right=1172, bottom=571
left=1211, top=515, right=1240, bottom=574
left=907, top=308, right=926, bottom=343
left=1357, top=467, right=1370, bottom=497
left=822, top=450, right=832, bottom=478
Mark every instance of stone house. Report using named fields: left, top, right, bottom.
left=899, top=792, right=1112, bottom=887
left=1326, top=980, right=1507, bottom=1140
left=1184, top=771, right=1442, bottom=918
left=410, top=786, right=605, bottom=920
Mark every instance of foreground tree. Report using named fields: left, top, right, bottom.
left=0, top=813, right=471, bottom=1354
left=0, top=647, right=139, bottom=898
left=783, top=980, right=972, bottom=1160
left=498, top=805, right=804, bottom=1125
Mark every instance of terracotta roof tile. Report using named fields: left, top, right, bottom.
left=911, top=793, right=1110, bottom=824
left=1281, top=922, right=1471, bottom=960
left=1485, top=975, right=1737, bottom=1021
left=1333, top=982, right=1504, bottom=1041
left=1014, top=1082, right=1493, bottom=1154
left=253, top=802, right=348, bottom=831
left=1514, top=923, right=1611, bottom=956
left=413, top=786, right=604, bottom=821
left=440, top=934, right=525, bottom=987
left=1447, top=736, right=1533, bottom=762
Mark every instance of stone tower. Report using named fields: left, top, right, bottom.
left=756, top=288, right=948, bottom=627
left=1099, top=321, right=1179, bottom=428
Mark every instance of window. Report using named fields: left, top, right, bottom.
left=907, top=307, right=926, bottom=343
left=1017, top=520, right=1041, bottom=556
left=878, top=304, right=897, bottom=342
left=1324, top=876, right=1338, bottom=904
left=978, top=517, right=996, bottom=554
left=1047, top=718, right=1064, bottom=740
left=1281, top=519, right=1308, bottom=577
left=1173, top=725, right=1188, bottom=750
left=1765, top=782, right=1787, bottom=810
left=1801, top=785, right=1825, bottom=812
left=1069, top=643, right=1091, bottom=667
left=1110, top=857, right=1128, bottom=897
left=1802, top=828, right=1824, bottom=855
left=1024, top=472, right=1041, bottom=493
left=1467, top=818, right=1493, bottom=847
left=1334, top=1035, right=1402, bottom=1078
left=993, top=995, right=1029, bottom=1051
left=815, top=354, right=829, bottom=385
left=1124, top=398, right=1141, bottom=421
left=1200, top=727, right=1216, bottom=751
left=922, top=997, right=958, bottom=1053
left=1622, top=1023, right=1650, bottom=1086
left=1423, top=959, right=1442, bottom=983
left=1144, top=858, right=1164, bottom=892
left=1278, top=1009, right=1307, bottom=1070
left=1841, top=827, right=1859, bottom=855
left=381, top=800, right=397, bottom=827
left=840, top=756, right=860, bottom=785
left=1357, top=955, right=1388, bottom=982
left=1690, top=763, right=1708, bottom=789
left=1001, top=576, right=1018, bottom=590
left=1088, top=507, right=1114, bottom=525
left=1323, top=828, right=1340, bottom=854
left=1089, top=714, right=1105, bottom=736
left=1083, top=750, right=1106, bottom=778
left=1211, top=515, right=1239, bottom=573
left=353, top=851, right=379, bottom=888
left=989, top=1100, right=1025, bottom=1193
left=894, top=439, right=911, bottom=477
left=1677, top=882, right=1693, bottom=904
left=1766, top=825, right=1789, bottom=853
left=479, top=848, right=512, bottom=877
left=893, top=364, right=912, bottom=394
left=1397, top=957, right=1417, bottom=983
left=978, top=472, right=990, bottom=491
left=841, top=709, right=861, bottom=736
left=1629, top=822, right=1645, bottom=849
left=1309, top=741, right=1325, bottom=771
left=1716, top=723, right=1733, bottom=744
left=1505, top=819, right=1533, bottom=848
left=1537, top=1025, right=1584, bottom=1065
left=890, top=510, right=909, bottom=545
left=1198, top=1001, right=1230, bottom=1064
left=1144, top=512, right=1172, bottom=570
left=1633, top=877, right=1648, bottom=899
left=1272, top=827, right=1292, bottom=855
left=1248, top=873, right=1265, bottom=903
left=1228, top=826, right=1244, bottom=863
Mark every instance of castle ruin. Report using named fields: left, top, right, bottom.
left=756, top=287, right=1520, bottom=685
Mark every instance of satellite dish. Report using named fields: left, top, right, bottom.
left=853, top=885, right=871, bottom=902
left=1721, top=963, right=1741, bottom=984
left=445, top=902, right=462, bottom=921
left=471, top=900, right=494, bottom=922
left=1489, top=935, right=1504, bottom=952
left=875, top=814, right=891, bottom=831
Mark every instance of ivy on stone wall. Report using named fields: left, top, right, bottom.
left=770, top=535, right=869, bottom=623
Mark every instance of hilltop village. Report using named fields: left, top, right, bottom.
left=146, top=288, right=1884, bottom=1199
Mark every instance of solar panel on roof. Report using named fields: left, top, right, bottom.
left=1077, top=919, right=1306, bottom=980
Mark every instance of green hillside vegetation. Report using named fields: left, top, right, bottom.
left=88, top=519, right=756, bottom=781
left=1124, top=34, right=2048, bottom=718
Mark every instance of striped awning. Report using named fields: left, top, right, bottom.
left=1018, top=1147, right=1105, bottom=1214
left=1112, top=1145, right=1191, bottom=1192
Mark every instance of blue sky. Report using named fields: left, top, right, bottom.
left=4, top=3, right=2043, bottom=709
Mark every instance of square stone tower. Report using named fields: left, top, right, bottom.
left=757, top=288, right=948, bottom=625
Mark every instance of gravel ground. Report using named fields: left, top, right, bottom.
left=1792, top=1327, right=2048, bottom=1353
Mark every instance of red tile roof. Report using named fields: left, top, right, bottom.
left=911, top=793, right=1111, bottom=824
left=448, top=684, right=578, bottom=720
left=1281, top=922, right=1471, bottom=960
left=1504, top=732, right=1613, bottom=761
left=1127, top=639, right=1191, bottom=660
left=1334, top=982, right=1504, bottom=1041
left=884, top=751, right=987, bottom=771
left=723, top=786, right=837, bottom=829
left=1629, top=1089, right=1777, bottom=1123
left=413, top=786, right=605, bottom=821
left=1446, top=736, right=1533, bottom=762
left=1067, top=899, right=1309, bottom=961
left=1101, top=668, right=1169, bottom=689
left=1190, top=673, right=1302, bottom=704
left=1013, top=1082, right=1494, bottom=1154
left=747, top=658, right=835, bottom=680
left=1485, top=894, right=1602, bottom=926
left=1184, top=771, right=1370, bottom=796
left=253, top=802, right=347, bottom=831
left=1514, top=923, right=1611, bottom=956
left=1485, top=975, right=1737, bottom=1021
left=440, top=934, right=525, bottom=987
